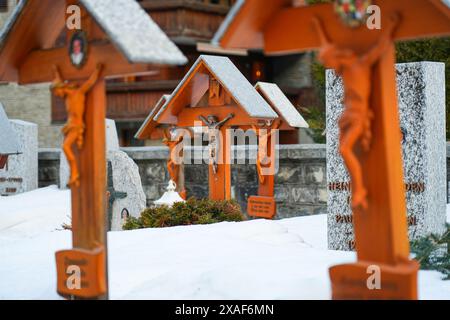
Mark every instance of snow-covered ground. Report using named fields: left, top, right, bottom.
left=0, top=186, right=449, bottom=300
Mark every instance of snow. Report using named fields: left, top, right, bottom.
left=0, top=186, right=449, bottom=300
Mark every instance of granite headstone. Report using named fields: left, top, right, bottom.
left=327, top=62, right=447, bottom=251
left=0, top=119, right=38, bottom=196
left=108, top=150, right=146, bottom=231
left=59, top=119, right=145, bottom=230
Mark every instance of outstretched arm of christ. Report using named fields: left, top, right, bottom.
left=80, top=64, right=103, bottom=93
left=216, top=113, right=235, bottom=128
left=312, top=17, right=331, bottom=46
left=52, top=65, right=64, bottom=85
left=362, top=13, right=401, bottom=65
left=198, top=115, right=209, bottom=126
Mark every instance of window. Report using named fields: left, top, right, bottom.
left=0, top=0, right=8, bottom=13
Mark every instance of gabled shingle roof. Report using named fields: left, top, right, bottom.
left=255, top=82, right=309, bottom=128
left=135, top=94, right=170, bottom=139
left=157, top=55, right=278, bottom=120
left=0, top=0, right=187, bottom=66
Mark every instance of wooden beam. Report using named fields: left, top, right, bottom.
left=217, top=0, right=290, bottom=50
left=19, top=43, right=156, bottom=84
left=70, top=79, right=108, bottom=299
left=264, top=0, right=450, bottom=55
left=176, top=105, right=263, bottom=127
left=0, top=0, right=66, bottom=82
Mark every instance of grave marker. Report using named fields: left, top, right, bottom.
left=327, top=62, right=447, bottom=251
left=137, top=55, right=279, bottom=201
left=0, top=119, right=38, bottom=196
left=0, top=103, right=20, bottom=170
left=0, top=0, right=186, bottom=299
left=213, top=0, right=450, bottom=299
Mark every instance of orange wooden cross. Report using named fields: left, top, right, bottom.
left=147, top=55, right=278, bottom=201
left=0, top=0, right=186, bottom=299
left=214, top=0, right=450, bottom=299
left=249, top=82, right=309, bottom=219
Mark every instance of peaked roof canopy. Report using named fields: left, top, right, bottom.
left=255, top=82, right=309, bottom=129
left=0, top=103, right=20, bottom=155
left=0, top=0, right=187, bottom=83
left=155, top=55, right=278, bottom=126
left=213, top=0, right=450, bottom=55
left=135, top=94, right=171, bottom=140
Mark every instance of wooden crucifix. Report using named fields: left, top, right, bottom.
left=213, top=0, right=450, bottom=299
left=199, top=113, right=235, bottom=175
left=247, top=120, right=281, bottom=219
left=152, top=55, right=278, bottom=202
left=0, top=0, right=186, bottom=299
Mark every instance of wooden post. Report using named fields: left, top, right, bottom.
left=328, top=44, right=419, bottom=300
left=70, top=79, right=108, bottom=299
left=209, top=126, right=232, bottom=200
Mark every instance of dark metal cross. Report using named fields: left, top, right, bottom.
left=107, top=161, right=127, bottom=231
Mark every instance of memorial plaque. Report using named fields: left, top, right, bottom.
left=55, top=247, right=107, bottom=299
left=330, top=261, right=419, bottom=300
left=247, top=196, right=276, bottom=219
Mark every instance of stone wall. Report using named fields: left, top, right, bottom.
left=38, top=144, right=327, bottom=219
left=38, top=143, right=450, bottom=218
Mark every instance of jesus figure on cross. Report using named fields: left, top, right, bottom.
left=312, top=13, right=400, bottom=210
left=199, top=113, right=234, bottom=175
left=51, top=64, right=103, bottom=187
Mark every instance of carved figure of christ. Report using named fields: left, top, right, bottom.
left=312, top=13, right=400, bottom=210
left=51, top=64, right=103, bottom=187
left=199, top=113, right=235, bottom=175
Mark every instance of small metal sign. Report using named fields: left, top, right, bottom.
left=55, top=247, right=106, bottom=299
left=247, top=196, right=276, bottom=219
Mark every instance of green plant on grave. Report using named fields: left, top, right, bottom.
left=410, top=224, right=450, bottom=280
left=123, top=198, right=245, bottom=230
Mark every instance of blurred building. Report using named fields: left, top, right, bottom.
left=0, top=0, right=316, bottom=147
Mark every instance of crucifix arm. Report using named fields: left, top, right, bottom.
left=362, top=13, right=401, bottom=65
left=80, top=63, right=103, bottom=93
left=198, top=115, right=209, bottom=126
left=312, top=17, right=331, bottom=46
left=163, top=128, right=171, bottom=140
left=52, top=65, right=63, bottom=84
left=216, top=113, right=235, bottom=128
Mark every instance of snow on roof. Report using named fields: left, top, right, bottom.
left=80, top=0, right=187, bottom=65
left=157, top=55, right=278, bottom=120
left=211, top=0, right=245, bottom=46
left=0, top=103, right=20, bottom=155
left=255, top=82, right=309, bottom=128
left=135, top=94, right=170, bottom=139
left=0, top=0, right=187, bottom=66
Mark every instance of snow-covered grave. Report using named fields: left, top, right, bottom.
left=0, top=186, right=449, bottom=300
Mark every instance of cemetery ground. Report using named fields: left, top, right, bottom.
left=0, top=186, right=449, bottom=300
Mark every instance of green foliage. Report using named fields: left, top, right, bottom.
left=301, top=58, right=327, bottom=143
left=123, top=198, right=245, bottom=230
left=410, top=224, right=450, bottom=280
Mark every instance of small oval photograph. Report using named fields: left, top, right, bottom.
left=68, top=31, right=88, bottom=69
